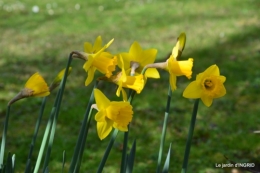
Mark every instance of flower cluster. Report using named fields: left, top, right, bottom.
left=10, top=33, right=227, bottom=140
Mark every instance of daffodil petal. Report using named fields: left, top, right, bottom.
left=85, top=67, right=96, bottom=86
left=145, top=68, right=160, bottom=78
left=119, top=55, right=127, bottom=82
left=94, top=89, right=111, bottom=110
left=169, top=74, right=177, bottom=91
left=141, top=49, right=157, bottom=65
left=183, top=81, right=202, bottom=98
left=129, top=41, right=142, bottom=61
left=84, top=42, right=93, bottom=53
left=121, top=88, right=127, bottom=101
left=172, top=45, right=179, bottom=59
left=203, top=65, right=219, bottom=77
left=219, top=75, right=226, bottom=83
left=113, top=123, right=128, bottom=131
left=24, top=72, right=50, bottom=97
left=215, top=84, right=226, bottom=98
left=25, top=73, right=43, bottom=88
left=178, top=33, right=186, bottom=51
left=117, top=53, right=131, bottom=70
left=201, top=94, right=213, bottom=107
left=116, top=83, right=122, bottom=97
left=97, top=121, right=113, bottom=140
left=95, top=110, right=106, bottom=122
left=83, top=56, right=94, bottom=72
left=93, top=36, right=102, bottom=53
left=93, top=38, right=114, bottom=59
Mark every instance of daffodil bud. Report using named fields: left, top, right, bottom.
left=49, top=67, right=72, bottom=92
left=8, top=72, right=50, bottom=105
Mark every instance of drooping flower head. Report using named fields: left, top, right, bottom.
left=165, top=33, right=193, bottom=91
left=94, top=89, right=133, bottom=140
left=49, top=67, right=72, bottom=92
left=82, top=36, right=117, bottom=86
left=8, top=72, right=50, bottom=105
left=119, top=41, right=160, bottom=78
left=183, top=64, right=226, bottom=107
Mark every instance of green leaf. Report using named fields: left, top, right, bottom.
left=97, top=129, right=119, bottom=173
left=61, top=150, right=66, bottom=173
left=162, top=143, right=172, bottom=173
left=126, top=139, right=136, bottom=173
left=6, top=152, right=12, bottom=173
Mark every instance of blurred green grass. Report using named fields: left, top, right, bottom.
left=1, top=0, right=260, bottom=172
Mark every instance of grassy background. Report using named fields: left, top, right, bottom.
left=1, top=0, right=260, bottom=172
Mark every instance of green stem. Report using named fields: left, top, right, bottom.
left=120, top=90, right=135, bottom=173
left=0, top=105, right=11, bottom=169
left=33, top=106, right=57, bottom=173
left=27, top=97, right=47, bottom=160
left=69, top=81, right=98, bottom=173
left=33, top=54, right=73, bottom=173
left=181, top=99, right=200, bottom=173
left=42, top=54, right=73, bottom=172
left=74, top=107, right=95, bottom=173
left=97, top=129, right=119, bottom=173
left=156, top=84, right=172, bottom=173
left=120, top=126, right=129, bottom=173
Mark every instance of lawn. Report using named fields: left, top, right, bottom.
left=0, top=0, right=260, bottom=172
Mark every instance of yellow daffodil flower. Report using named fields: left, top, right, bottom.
left=166, top=33, right=193, bottom=91
left=83, top=36, right=117, bottom=86
left=167, top=56, right=193, bottom=91
left=110, top=56, right=144, bottom=100
left=49, top=67, right=72, bottom=92
left=119, top=41, right=160, bottom=78
left=94, top=89, right=133, bottom=140
left=8, top=72, right=50, bottom=105
left=183, top=64, right=226, bottom=107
